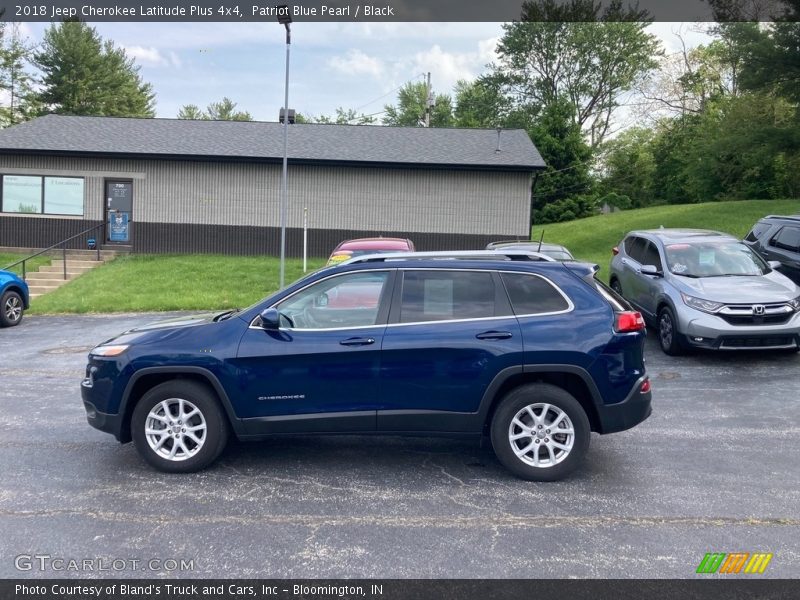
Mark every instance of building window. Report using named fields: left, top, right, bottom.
left=1, top=175, right=84, bottom=216
left=44, top=177, right=84, bottom=215
left=2, top=175, right=42, bottom=214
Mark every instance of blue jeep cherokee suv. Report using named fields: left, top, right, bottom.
left=81, top=251, right=652, bottom=481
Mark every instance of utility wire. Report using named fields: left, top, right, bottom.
left=352, top=73, right=427, bottom=113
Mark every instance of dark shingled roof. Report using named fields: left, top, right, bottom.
left=0, top=115, right=545, bottom=171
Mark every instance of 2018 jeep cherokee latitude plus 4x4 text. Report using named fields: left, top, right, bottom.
left=81, top=251, right=652, bottom=481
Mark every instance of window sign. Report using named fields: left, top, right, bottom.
left=109, top=212, right=130, bottom=242
left=2, top=175, right=42, bottom=213
left=44, top=177, right=84, bottom=215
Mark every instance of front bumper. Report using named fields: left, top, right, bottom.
left=81, top=371, right=124, bottom=440
left=82, top=398, right=124, bottom=440
left=677, top=306, right=800, bottom=350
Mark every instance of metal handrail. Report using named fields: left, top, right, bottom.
left=3, top=222, right=105, bottom=281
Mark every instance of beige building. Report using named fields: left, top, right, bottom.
left=0, top=116, right=545, bottom=255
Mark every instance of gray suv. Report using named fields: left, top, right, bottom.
left=609, top=229, right=800, bottom=355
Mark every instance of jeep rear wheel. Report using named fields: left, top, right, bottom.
left=132, top=381, right=228, bottom=473
left=490, top=383, right=590, bottom=481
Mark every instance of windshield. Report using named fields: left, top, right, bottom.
left=665, top=241, right=769, bottom=278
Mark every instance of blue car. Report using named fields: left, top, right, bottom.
left=0, top=269, right=30, bottom=327
left=81, top=251, right=652, bottom=481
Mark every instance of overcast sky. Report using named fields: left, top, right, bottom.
left=17, top=22, right=711, bottom=123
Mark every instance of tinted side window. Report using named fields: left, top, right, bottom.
left=501, top=273, right=570, bottom=315
left=771, top=227, right=800, bottom=252
left=400, top=271, right=495, bottom=323
left=640, top=241, right=664, bottom=271
left=625, top=237, right=646, bottom=263
left=745, top=222, right=771, bottom=242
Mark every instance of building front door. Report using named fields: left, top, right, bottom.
left=105, top=180, right=133, bottom=244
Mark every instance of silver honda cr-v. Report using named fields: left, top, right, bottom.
left=609, top=229, right=800, bottom=355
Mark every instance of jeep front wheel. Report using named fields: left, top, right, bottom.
left=490, top=383, right=590, bottom=481
left=131, top=380, right=228, bottom=473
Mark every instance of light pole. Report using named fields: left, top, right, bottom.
left=277, top=5, right=291, bottom=289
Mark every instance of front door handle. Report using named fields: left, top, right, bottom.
left=339, top=337, right=376, bottom=346
left=476, top=331, right=513, bottom=340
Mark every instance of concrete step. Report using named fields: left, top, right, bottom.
left=24, top=252, right=112, bottom=297
left=39, top=265, right=96, bottom=274
left=100, top=244, right=131, bottom=253
left=25, top=280, right=73, bottom=289
left=25, top=271, right=81, bottom=281
left=48, top=259, right=104, bottom=268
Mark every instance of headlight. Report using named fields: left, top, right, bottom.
left=681, top=293, right=724, bottom=314
left=90, top=344, right=129, bottom=357
left=790, top=296, right=800, bottom=311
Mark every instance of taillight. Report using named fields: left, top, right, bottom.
left=612, top=246, right=619, bottom=256
left=640, top=378, right=651, bottom=394
left=615, top=311, right=645, bottom=332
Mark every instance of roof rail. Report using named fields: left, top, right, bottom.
left=764, top=214, right=800, bottom=222
left=341, top=250, right=557, bottom=265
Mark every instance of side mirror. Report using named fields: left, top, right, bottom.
left=259, top=308, right=281, bottom=330
left=768, top=260, right=782, bottom=270
left=640, top=264, right=662, bottom=277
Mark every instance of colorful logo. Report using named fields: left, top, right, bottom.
left=696, top=552, right=773, bottom=574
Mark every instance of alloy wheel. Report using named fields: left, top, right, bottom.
left=144, top=398, right=207, bottom=461
left=508, top=403, right=575, bottom=468
left=4, top=295, right=22, bottom=323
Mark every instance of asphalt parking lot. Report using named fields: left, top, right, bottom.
left=1, top=313, right=799, bottom=579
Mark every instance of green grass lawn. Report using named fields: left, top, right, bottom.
left=29, top=254, right=326, bottom=314
left=533, top=199, right=800, bottom=281
left=0, top=253, right=52, bottom=277
left=22, top=198, right=800, bottom=314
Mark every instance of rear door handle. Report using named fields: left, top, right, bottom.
left=339, top=337, right=376, bottom=346
left=476, top=331, right=513, bottom=340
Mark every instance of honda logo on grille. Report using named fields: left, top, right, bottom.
left=752, top=304, right=766, bottom=315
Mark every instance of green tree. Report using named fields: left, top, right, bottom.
left=34, top=22, right=154, bottom=117
left=598, top=127, right=656, bottom=207
left=312, top=107, right=376, bottom=125
left=0, top=24, right=39, bottom=127
left=177, top=98, right=252, bottom=121
left=383, top=81, right=453, bottom=127
left=177, top=104, right=206, bottom=120
left=206, top=97, right=252, bottom=121
left=454, top=78, right=538, bottom=130
left=529, top=98, right=595, bottom=223
left=493, top=0, right=661, bottom=147
left=719, top=21, right=800, bottom=104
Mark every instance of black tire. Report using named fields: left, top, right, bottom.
left=490, top=383, right=590, bottom=482
left=131, top=380, right=229, bottom=473
left=657, top=306, right=685, bottom=356
left=0, top=290, right=24, bottom=327
left=610, top=278, right=623, bottom=296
